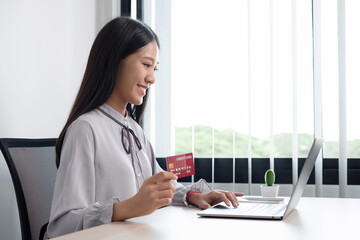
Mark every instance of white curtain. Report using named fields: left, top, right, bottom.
left=146, top=0, right=360, bottom=198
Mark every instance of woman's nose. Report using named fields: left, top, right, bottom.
left=145, top=70, right=156, bottom=85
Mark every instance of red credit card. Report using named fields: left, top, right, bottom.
left=166, top=153, right=195, bottom=178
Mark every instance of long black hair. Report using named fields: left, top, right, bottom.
left=56, top=17, right=160, bottom=168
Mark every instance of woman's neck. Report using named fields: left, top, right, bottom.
left=105, top=99, right=127, bottom=117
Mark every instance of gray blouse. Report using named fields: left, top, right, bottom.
left=47, top=104, right=211, bottom=238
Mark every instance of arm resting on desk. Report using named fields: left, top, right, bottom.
left=48, top=197, right=120, bottom=238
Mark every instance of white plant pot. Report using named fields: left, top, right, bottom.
left=260, top=185, right=279, bottom=197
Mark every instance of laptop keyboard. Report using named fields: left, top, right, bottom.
left=235, top=203, right=287, bottom=215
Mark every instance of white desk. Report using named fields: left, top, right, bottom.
left=52, top=197, right=360, bottom=240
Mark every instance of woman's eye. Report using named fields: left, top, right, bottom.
left=143, top=63, right=158, bottom=71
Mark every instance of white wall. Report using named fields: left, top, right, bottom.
left=0, top=0, right=117, bottom=239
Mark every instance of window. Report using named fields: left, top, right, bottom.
left=171, top=0, right=315, bottom=160
left=141, top=0, right=360, bottom=197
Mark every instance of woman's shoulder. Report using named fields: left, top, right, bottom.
left=69, top=109, right=104, bottom=131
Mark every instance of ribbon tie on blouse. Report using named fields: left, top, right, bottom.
left=98, top=107, right=142, bottom=154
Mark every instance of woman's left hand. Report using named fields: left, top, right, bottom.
left=188, top=190, right=244, bottom=209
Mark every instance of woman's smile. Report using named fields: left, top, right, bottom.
left=137, top=84, right=148, bottom=96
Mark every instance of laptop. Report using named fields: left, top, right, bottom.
left=197, top=138, right=324, bottom=220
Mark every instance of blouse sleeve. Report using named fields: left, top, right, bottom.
left=47, top=120, right=120, bottom=238
left=143, top=133, right=212, bottom=206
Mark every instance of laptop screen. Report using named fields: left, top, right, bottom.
left=283, top=138, right=324, bottom=217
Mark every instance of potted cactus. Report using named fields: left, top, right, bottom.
left=260, top=169, right=279, bottom=197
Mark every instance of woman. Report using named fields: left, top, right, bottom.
left=48, top=17, right=243, bottom=238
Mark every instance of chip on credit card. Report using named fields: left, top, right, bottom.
left=166, top=153, right=195, bottom=178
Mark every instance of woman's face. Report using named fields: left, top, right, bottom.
left=108, top=40, right=158, bottom=113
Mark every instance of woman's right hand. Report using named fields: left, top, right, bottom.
left=112, top=171, right=178, bottom=221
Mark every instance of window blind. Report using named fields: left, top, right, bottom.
left=143, top=0, right=360, bottom=198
